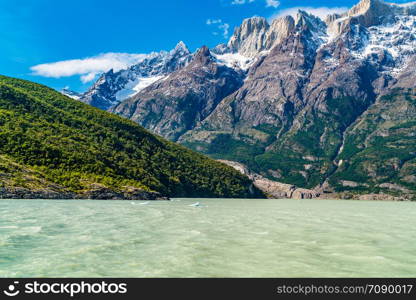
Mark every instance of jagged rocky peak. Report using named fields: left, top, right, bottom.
left=227, top=11, right=328, bottom=58
left=328, top=0, right=416, bottom=35
left=270, top=15, right=295, bottom=34
left=294, top=10, right=328, bottom=37
left=228, top=17, right=270, bottom=57
left=227, top=15, right=293, bottom=57
left=349, top=0, right=389, bottom=15
left=171, top=40, right=191, bottom=56
left=347, top=0, right=416, bottom=17
left=264, top=15, right=295, bottom=49
left=347, top=0, right=398, bottom=27
left=193, top=46, right=213, bottom=65
left=232, top=16, right=270, bottom=40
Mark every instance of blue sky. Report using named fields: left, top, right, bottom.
left=0, top=0, right=409, bottom=92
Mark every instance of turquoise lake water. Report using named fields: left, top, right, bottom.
left=0, top=198, right=415, bottom=277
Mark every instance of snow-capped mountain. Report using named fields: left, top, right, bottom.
left=111, top=46, right=245, bottom=140
left=77, top=0, right=416, bottom=111
left=110, top=0, right=416, bottom=199
left=213, top=0, right=416, bottom=79
left=75, top=41, right=192, bottom=110
left=77, top=0, right=416, bottom=198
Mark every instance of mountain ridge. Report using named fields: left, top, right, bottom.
left=73, top=0, right=416, bottom=200
left=110, top=46, right=246, bottom=141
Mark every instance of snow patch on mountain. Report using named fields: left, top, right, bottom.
left=115, top=75, right=166, bottom=101
left=78, top=0, right=416, bottom=112
left=213, top=52, right=256, bottom=71
left=352, top=15, right=416, bottom=77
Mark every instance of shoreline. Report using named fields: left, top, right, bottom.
left=0, top=187, right=169, bottom=201
left=0, top=196, right=413, bottom=203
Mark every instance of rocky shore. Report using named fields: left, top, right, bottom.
left=218, top=160, right=321, bottom=199
left=218, top=160, right=413, bottom=201
left=0, top=187, right=169, bottom=201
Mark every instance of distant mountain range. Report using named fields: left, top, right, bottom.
left=63, top=0, right=416, bottom=200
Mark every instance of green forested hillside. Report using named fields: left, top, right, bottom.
left=329, top=89, right=416, bottom=198
left=0, top=75, right=262, bottom=199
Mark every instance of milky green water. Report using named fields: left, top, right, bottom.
left=0, top=198, right=415, bottom=278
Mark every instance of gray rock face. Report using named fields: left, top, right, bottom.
left=217, top=160, right=320, bottom=199
left=394, top=56, right=416, bottom=89
left=227, top=15, right=296, bottom=57
left=328, top=0, right=416, bottom=34
left=227, top=17, right=270, bottom=57
left=179, top=0, right=416, bottom=194
left=110, top=46, right=245, bottom=141
left=181, top=11, right=329, bottom=139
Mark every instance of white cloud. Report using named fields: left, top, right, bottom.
left=219, top=23, right=230, bottom=38
left=231, top=0, right=255, bottom=4
left=80, top=73, right=99, bottom=84
left=206, top=19, right=230, bottom=39
left=270, top=6, right=348, bottom=21
left=31, top=52, right=148, bottom=83
left=231, top=0, right=279, bottom=8
left=266, top=0, right=280, bottom=8
left=206, top=19, right=223, bottom=25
